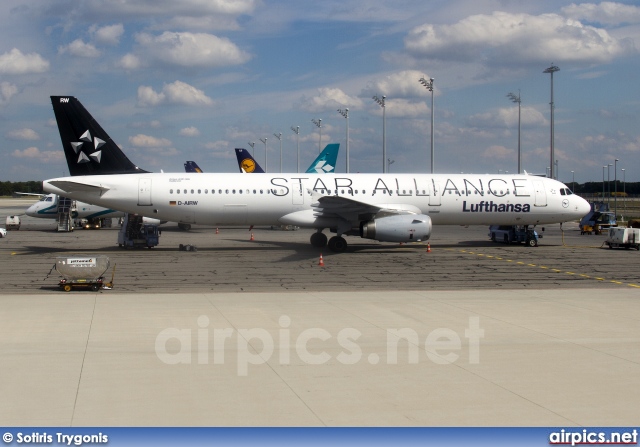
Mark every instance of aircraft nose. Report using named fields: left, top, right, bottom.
left=577, top=196, right=591, bottom=217
left=25, top=204, right=37, bottom=217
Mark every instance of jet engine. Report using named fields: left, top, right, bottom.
left=360, top=214, right=432, bottom=243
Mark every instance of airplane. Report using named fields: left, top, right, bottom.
left=234, top=143, right=339, bottom=174
left=43, top=96, right=591, bottom=252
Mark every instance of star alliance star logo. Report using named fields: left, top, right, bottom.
left=71, top=130, right=105, bottom=164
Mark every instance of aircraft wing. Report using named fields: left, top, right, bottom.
left=14, top=192, right=46, bottom=197
left=47, top=180, right=110, bottom=195
left=309, top=190, right=421, bottom=222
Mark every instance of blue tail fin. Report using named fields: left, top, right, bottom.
left=184, top=161, right=203, bottom=173
left=305, top=143, right=339, bottom=173
left=50, top=96, right=147, bottom=176
left=235, top=148, right=265, bottom=173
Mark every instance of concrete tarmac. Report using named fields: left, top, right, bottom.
left=1, top=198, right=639, bottom=426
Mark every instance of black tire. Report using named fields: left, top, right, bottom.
left=503, top=234, right=509, bottom=244
left=178, top=223, right=191, bottom=231
left=310, top=232, right=328, bottom=248
left=91, top=284, right=100, bottom=291
left=527, top=238, right=537, bottom=247
left=328, top=236, right=348, bottom=253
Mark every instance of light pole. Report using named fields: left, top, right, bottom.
left=507, top=90, right=521, bottom=174
left=259, top=137, right=268, bottom=172
left=337, top=108, right=349, bottom=173
left=622, top=168, right=626, bottom=215
left=290, top=126, right=300, bottom=173
left=273, top=132, right=282, bottom=173
left=419, top=77, right=435, bottom=173
left=372, top=95, right=386, bottom=173
left=543, top=64, right=559, bottom=179
left=311, top=119, right=322, bottom=154
left=571, top=171, right=575, bottom=193
left=608, top=163, right=612, bottom=206
left=555, top=160, right=559, bottom=180
left=602, top=166, right=606, bottom=203
left=248, top=141, right=255, bottom=156
left=614, top=158, right=619, bottom=219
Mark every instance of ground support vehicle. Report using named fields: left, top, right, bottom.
left=118, top=213, right=159, bottom=249
left=489, top=225, right=541, bottom=247
left=605, top=228, right=640, bottom=250
left=54, top=255, right=112, bottom=292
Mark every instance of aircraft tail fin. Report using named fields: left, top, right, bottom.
left=50, top=96, right=148, bottom=176
left=235, top=148, right=265, bottom=173
left=184, top=161, right=203, bottom=173
left=305, top=143, right=339, bottom=174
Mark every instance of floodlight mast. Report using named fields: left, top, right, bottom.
left=543, top=64, right=559, bottom=179
left=259, top=137, right=268, bottom=172
left=312, top=119, right=322, bottom=154
left=337, top=108, right=349, bottom=173
left=290, top=126, right=300, bottom=173
left=507, top=90, right=522, bottom=174
left=372, top=95, right=386, bottom=173
left=248, top=141, right=255, bottom=156
left=273, top=132, right=282, bottom=173
left=419, top=76, right=435, bottom=173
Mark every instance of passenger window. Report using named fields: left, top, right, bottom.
left=191, top=189, right=194, bottom=194
left=170, top=189, right=173, bottom=194
left=198, top=189, right=201, bottom=194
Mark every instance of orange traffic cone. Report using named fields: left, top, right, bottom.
left=318, top=254, right=325, bottom=267
left=215, top=227, right=219, bottom=234
left=427, top=242, right=431, bottom=253
left=250, top=232, right=255, bottom=241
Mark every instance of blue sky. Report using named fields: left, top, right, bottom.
left=0, top=0, right=638, bottom=183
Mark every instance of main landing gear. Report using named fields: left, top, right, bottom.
left=310, top=231, right=348, bottom=253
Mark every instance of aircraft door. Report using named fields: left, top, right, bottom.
left=429, top=180, right=441, bottom=206
left=533, top=180, right=547, bottom=207
left=292, top=181, right=304, bottom=205
left=138, top=178, right=152, bottom=206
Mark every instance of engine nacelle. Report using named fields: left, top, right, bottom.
left=360, top=214, right=432, bottom=243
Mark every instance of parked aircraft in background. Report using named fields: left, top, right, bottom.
left=234, top=144, right=339, bottom=174
left=44, top=96, right=591, bottom=252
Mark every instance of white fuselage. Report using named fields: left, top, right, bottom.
left=43, top=173, right=590, bottom=229
left=25, top=194, right=124, bottom=220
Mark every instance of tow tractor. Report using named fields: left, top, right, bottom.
left=117, top=213, right=160, bottom=249
left=489, top=225, right=541, bottom=247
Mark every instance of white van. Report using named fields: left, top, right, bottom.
left=5, top=215, right=21, bottom=230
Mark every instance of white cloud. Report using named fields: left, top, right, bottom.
left=118, top=53, right=142, bottom=70
left=482, top=145, right=515, bottom=159
left=469, top=106, right=546, bottom=128
left=134, top=31, right=251, bottom=68
left=0, top=48, right=49, bottom=75
left=137, top=81, right=214, bottom=107
left=297, top=88, right=364, bottom=113
left=65, top=0, right=256, bottom=20
left=0, top=82, right=19, bottom=105
left=405, top=11, right=634, bottom=66
left=128, top=134, right=172, bottom=147
left=58, top=39, right=101, bottom=58
left=362, top=70, right=435, bottom=98
left=12, top=147, right=64, bottom=163
left=180, top=126, right=200, bottom=137
left=91, top=23, right=124, bottom=45
left=562, top=2, right=640, bottom=26
left=6, top=128, right=39, bottom=140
